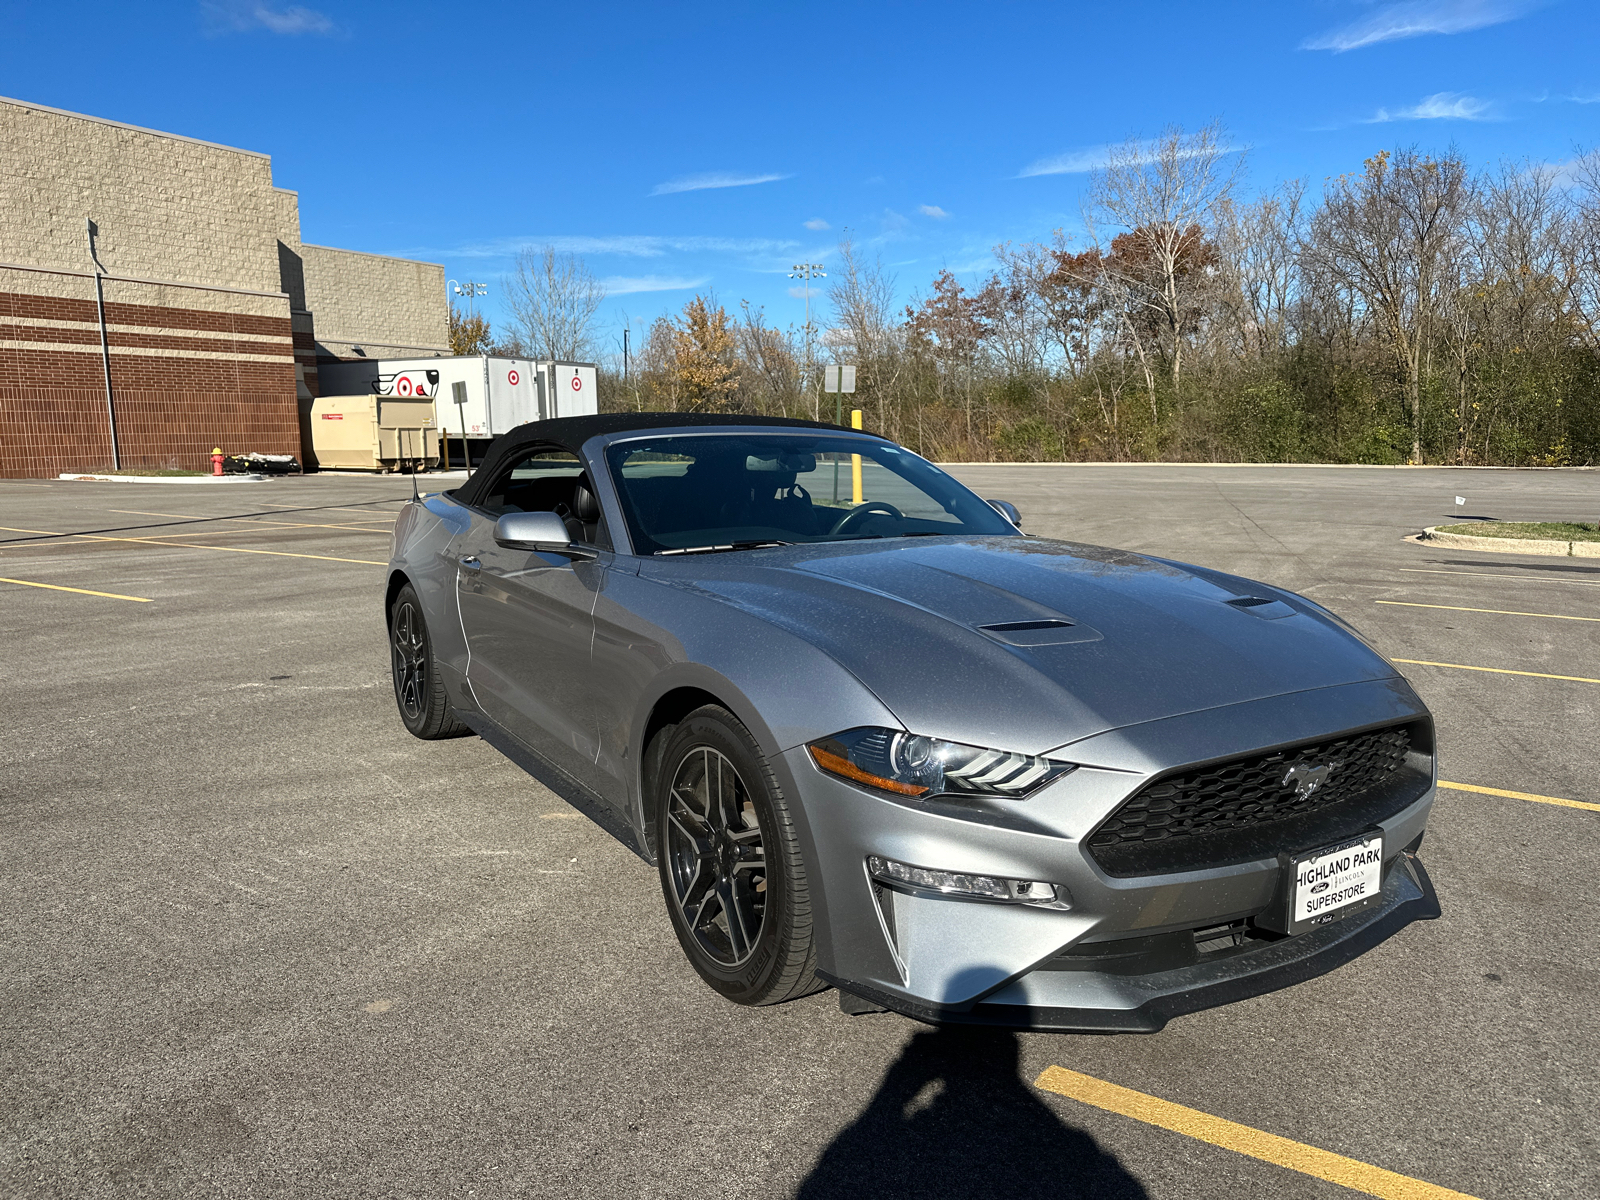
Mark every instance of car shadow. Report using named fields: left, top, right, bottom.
left=794, top=1024, right=1150, bottom=1200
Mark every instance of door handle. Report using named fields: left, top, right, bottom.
left=459, top=555, right=481, bottom=570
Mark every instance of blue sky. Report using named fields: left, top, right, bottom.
left=4, top=0, right=1597, bottom=355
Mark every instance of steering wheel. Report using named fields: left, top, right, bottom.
left=828, top=500, right=903, bottom=536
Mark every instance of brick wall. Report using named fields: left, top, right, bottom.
left=0, top=266, right=298, bottom=477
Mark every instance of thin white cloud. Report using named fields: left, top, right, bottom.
left=803, top=218, right=831, bottom=231
left=917, top=205, right=952, bottom=219
left=600, top=275, right=708, bottom=295
left=424, top=234, right=801, bottom=260
left=1019, top=139, right=1240, bottom=178
left=1367, top=91, right=1494, bottom=121
left=202, top=1, right=335, bottom=34
left=1303, top=0, right=1537, bottom=52
left=650, top=172, right=790, bottom=196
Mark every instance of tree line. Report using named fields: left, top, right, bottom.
left=455, top=124, right=1600, bottom=465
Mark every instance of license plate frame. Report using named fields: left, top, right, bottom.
left=1281, top=832, right=1385, bottom=935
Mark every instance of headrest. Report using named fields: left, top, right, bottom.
left=747, top=452, right=816, bottom=474
left=572, top=481, right=600, bottom=520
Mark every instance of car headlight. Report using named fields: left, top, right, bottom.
left=807, top=727, right=1076, bottom=799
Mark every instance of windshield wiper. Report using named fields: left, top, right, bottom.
left=656, top=539, right=795, bottom=556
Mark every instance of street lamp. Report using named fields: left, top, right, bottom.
left=447, top=279, right=488, bottom=316
left=788, top=263, right=825, bottom=417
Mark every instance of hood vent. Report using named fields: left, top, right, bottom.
left=978, top=618, right=1103, bottom=647
left=1224, top=595, right=1297, bottom=621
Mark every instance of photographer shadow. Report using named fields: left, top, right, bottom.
left=797, top=1021, right=1149, bottom=1200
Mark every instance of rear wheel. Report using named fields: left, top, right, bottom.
left=389, top=583, right=467, bottom=739
left=654, top=706, right=822, bottom=1005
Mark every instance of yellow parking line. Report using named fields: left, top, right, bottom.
left=1392, top=658, right=1600, bottom=684
left=1439, top=780, right=1600, bottom=813
left=1034, top=1066, right=1478, bottom=1199
left=0, top=524, right=384, bottom=566
left=1377, top=600, right=1600, bottom=623
left=0, top=576, right=152, bottom=602
left=110, top=509, right=391, bottom=534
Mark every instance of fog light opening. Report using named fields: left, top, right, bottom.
left=867, top=855, right=1073, bottom=910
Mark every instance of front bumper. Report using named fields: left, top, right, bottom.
left=777, top=678, right=1440, bottom=1033
left=821, top=851, right=1440, bottom=1033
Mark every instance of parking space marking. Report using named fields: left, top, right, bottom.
left=0, top=524, right=385, bottom=566
left=1399, top=568, right=1600, bottom=588
left=1377, top=600, right=1600, bottom=623
left=0, top=576, right=152, bottom=602
left=1034, top=1066, right=1479, bottom=1199
left=110, top=509, right=392, bottom=534
left=1393, top=658, right=1600, bottom=685
left=1440, top=780, right=1600, bottom=813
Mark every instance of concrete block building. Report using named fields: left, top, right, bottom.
left=0, top=96, right=448, bottom=478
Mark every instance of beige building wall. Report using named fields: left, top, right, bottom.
left=0, top=94, right=449, bottom=475
left=0, top=98, right=282, bottom=297
left=302, top=244, right=448, bottom=360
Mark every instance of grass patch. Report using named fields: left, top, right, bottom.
left=89, top=467, right=210, bottom=477
left=1437, top=521, right=1600, bottom=543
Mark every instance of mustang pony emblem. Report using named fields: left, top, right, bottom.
left=1283, top=761, right=1335, bottom=799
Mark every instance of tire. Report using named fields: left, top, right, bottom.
left=389, top=583, right=467, bottom=740
left=654, top=705, right=823, bottom=1006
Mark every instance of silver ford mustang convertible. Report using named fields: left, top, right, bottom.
left=386, top=414, right=1440, bottom=1031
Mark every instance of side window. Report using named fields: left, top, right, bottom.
left=477, top=446, right=610, bottom=550
left=480, top=448, right=583, bottom=516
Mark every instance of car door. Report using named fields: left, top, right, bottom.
left=452, top=447, right=608, bottom=791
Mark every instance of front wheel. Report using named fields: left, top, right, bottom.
left=654, top=705, right=822, bottom=1005
left=389, top=583, right=467, bottom=740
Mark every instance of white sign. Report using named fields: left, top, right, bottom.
left=1455, top=496, right=1465, bottom=506
left=1293, top=835, right=1383, bottom=925
left=823, top=365, right=857, bottom=393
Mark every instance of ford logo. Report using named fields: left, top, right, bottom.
left=1310, top=880, right=1330, bottom=893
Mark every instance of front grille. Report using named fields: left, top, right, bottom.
left=1087, top=723, right=1429, bottom=876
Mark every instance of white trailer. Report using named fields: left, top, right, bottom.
left=317, top=356, right=598, bottom=459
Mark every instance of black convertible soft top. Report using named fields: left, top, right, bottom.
left=454, top=411, right=855, bottom=508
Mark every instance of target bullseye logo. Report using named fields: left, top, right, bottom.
left=570, top=375, right=581, bottom=391
left=396, top=376, right=414, bottom=396
left=508, top=369, right=520, bottom=386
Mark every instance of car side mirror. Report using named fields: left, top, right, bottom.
left=987, top=499, right=1022, bottom=529
left=494, top=511, right=598, bottom=559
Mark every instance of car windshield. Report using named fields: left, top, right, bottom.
left=604, top=432, right=1017, bottom=554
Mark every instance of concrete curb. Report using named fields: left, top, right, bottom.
left=1418, top=525, right=1600, bottom=558
left=58, top=472, right=268, bottom=484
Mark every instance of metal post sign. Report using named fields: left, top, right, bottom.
left=823, top=365, right=857, bottom=393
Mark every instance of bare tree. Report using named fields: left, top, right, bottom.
left=1304, top=148, right=1472, bottom=463
left=504, top=246, right=606, bottom=361
left=1213, top=180, right=1306, bottom=358
left=1083, top=122, right=1244, bottom=400
left=828, top=238, right=906, bottom=435
left=735, top=301, right=802, bottom=416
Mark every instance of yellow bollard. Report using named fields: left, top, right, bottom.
left=850, top=410, right=863, bottom=504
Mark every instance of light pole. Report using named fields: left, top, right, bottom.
left=447, top=279, right=488, bottom=316
left=788, top=262, right=825, bottom=419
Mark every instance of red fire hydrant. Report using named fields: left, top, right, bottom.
left=211, top=447, right=225, bottom=476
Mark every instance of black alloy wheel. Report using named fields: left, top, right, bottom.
left=666, top=745, right=768, bottom=966
left=654, top=706, right=823, bottom=1005
left=388, top=583, right=466, bottom=739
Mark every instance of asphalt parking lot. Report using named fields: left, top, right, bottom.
left=2, top=463, right=1596, bottom=1199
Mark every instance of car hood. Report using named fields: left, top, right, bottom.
left=654, top=536, right=1398, bottom=755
